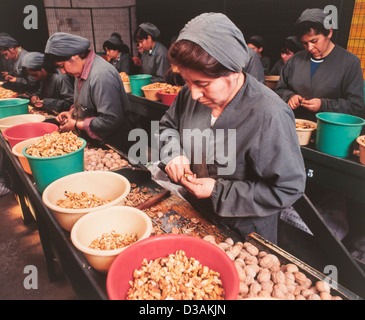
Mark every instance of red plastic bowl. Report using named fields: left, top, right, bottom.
left=106, top=234, right=239, bottom=300
left=158, top=90, right=178, bottom=106
left=3, top=122, right=59, bottom=148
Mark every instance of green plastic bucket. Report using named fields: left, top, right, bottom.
left=0, top=98, right=29, bottom=119
left=129, top=74, right=152, bottom=96
left=315, top=112, right=365, bottom=158
left=22, top=138, right=86, bottom=193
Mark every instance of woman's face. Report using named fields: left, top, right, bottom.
left=179, top=68, right=243, bottom=110
left=300, top=29, right=333, bottom=59
left=55, top=56, right=84, bottom=77
left=27, top=68, right=48, bottom=81
left=138, top=36, right=152, bottom=51
left=0, top=47, right=18, bottom=61
left=281, top=50, right=295, bottom=64
left=106, top=48, right=119, bottom=60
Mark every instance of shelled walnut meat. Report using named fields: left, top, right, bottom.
left=126, top=250, right=225, bottom=300
left=203, top=235, right=343, bottom=300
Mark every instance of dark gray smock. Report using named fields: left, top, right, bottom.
left=141, top=41, right=169, bottom=83
left=158, top=74, right=306, bottom=242
left=275, top=45, right=365, bottom=121
left=3, top=49, right=38, bottom=93
left=72, top=55, right=133, bottom=152
left=110, top=52, right=133, bottom=74
left=245, top=47, right=265, bottom=84
left=32, top=70, right=74, bottom=113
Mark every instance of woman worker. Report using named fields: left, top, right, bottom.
left=0, top=34, right=38, bottom=93
left=157, top=13, right=306, bottom=243
left=268, top=36, right=303, bottom=75
left=24, top=52, right=74, bottom=114
left=103, top=33, right=134, bottom=74
left=134, top=22, right=170, bottom=83
left=247, top=35, right=271, bottom=74
left=44, top=32, right=133, bottom=153
left=275, top=8, right=365, bottom=122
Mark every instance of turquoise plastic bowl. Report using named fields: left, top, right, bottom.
left=22, top=138, right=86, bottom=193
left=316, top=112, right=365, bottom=158
left=129, top=74, right=152, bottom=96
left=0, top=98, right=29, bottom=119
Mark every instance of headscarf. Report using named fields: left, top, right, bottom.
left=177, top=12, right=249, bottom=72
left=0, top=34, right=19, bottom=48
left=45, top=32, right=90, bottom=56
left=296, top=8, right=328, bottom=24
left=248, top=35, right=265, bottom=48
left=24, top=52, right=44, bottom=70
left=139, top=22, right=160, bottom=38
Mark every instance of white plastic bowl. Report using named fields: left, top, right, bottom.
left=12, top=136, right=43, bottom=174
left=42, top=171, right=131, bottom=231
left=71, top=206, right=153, bottom=273
left=0, top=114, right=45, bottom=132
left=295, top=119, right=317, bottom=146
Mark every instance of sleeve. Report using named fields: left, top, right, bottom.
left=319, top=58, right=365, bottom=118
left=116, top=54, right=131, bottom=74
left=158, top=92, right=188, bottom=164
left=42, top=75, right=74, bottom=113
left=244, top=49, right=265, bottom=84
left=274, top=58, right=297, bottom=103
left=88, top=70, right=126, bottom=140
left=151, top=49, right=170, bottom=83
left=210, top=109, right=306, bottom=218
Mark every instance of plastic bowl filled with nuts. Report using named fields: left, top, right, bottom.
left=106, top=234, right=239, bottom=300
left=42, top=170, right=131, bottom=231
left=71, top=205, right=153, bottom=273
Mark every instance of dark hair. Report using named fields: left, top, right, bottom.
left=133, top=27, right=148, bottom=42
left=168, top=40, right=232, bottom=78
left=281, top=39, right=301, bottom=55
left=247, top=38, right=263, bottom=50
left=294, top=21, right=331, bottom=39
left=103, top=41, right=119, bottom=52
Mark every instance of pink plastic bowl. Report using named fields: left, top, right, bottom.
left=106, top=234, right=239, bottom=300
left=158, top=90, right=178, bottom=106
left=3, top=122, right=59, bottom=148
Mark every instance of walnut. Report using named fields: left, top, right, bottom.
left=259, top=255, right=274, bottom=269
left=245, top=244, right=259, bottom=256
left=244, top=255, right=258, bottom=265
left=285, top=263, right=299, bottom=273
left=315, top=280, right=331, bottom=293
left=257, top=269, right=271, bottom=283
left=293, top=271, right=307, bottom=285
left=239, top=282, right=249, bottom=296
left=249, top=282, right=262, bottom=296
left=320, top=291, right=333, bottom=300
left=271, top=270, right=285, bottom=284
left=260, top=281, right=274, bottom=294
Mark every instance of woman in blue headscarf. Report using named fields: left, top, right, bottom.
left=44, top=32, right=134, bottom=152
left=134, top=23, right=170, bottom=83
left=157, top=13, right=306, bottom=243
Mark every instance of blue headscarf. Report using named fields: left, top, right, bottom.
left=177, top=13, right=249, bottom=72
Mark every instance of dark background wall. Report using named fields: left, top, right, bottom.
left=136, top=0, right=355, bottom=70
left=0, top=0, right=49, bottom=52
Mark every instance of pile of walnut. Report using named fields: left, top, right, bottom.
left=0, top=87, right=17, bottom=99
left=84, top=147, right=129, bottom=171
left=203, top=235, right=343, bottom=300
left=126, top=250, right=225, bottom=300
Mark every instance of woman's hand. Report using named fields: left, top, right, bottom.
left=56, top=111, right=75, bottom=132
left=300, top=98, right=321, bottom=112
left=288, top=94, right=304, bottom=110
left=165, top=155, right=193, bottom=183
left=180, top=175, right=216, bottom=199
left=5, top=75, right=16, bottom=83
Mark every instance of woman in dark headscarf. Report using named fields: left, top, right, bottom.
left=247, top=35, right=271, bottom=74
left=24, top=52, right=74, bottom=114
left=157, top=13, right=306, bottom=243
left=134, top=22, right=170, bottom=83
left=268, top=36, right=303, bottom=75
left=44, top=32, right=133, bottom=153
left=103, top=33, right=134, bottom=74
left=275, top=8, right=365, bottom=122
left=0, top=34, right=38, bottom=93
